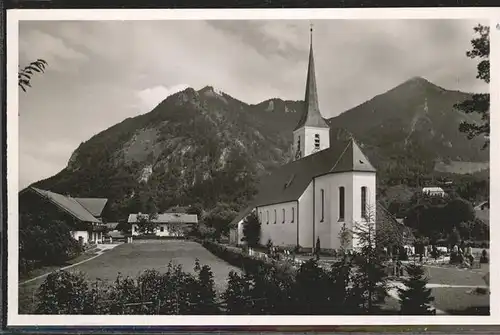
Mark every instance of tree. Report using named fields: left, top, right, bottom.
left=398, top=263, right=435, bottom=315
left=187, top=203, right=204, bottom=218
left=454, top=24, right=490, bottom=148
left=135, top=212, right=159, bottom=235
left=241, top=211, right=261, bottom=247
left=204, top=203, right=237, bottom=240
left=351, top=205, right=389, bottom=313
left=19, top=59, right=48, bottom=92
left=448, top=227, right=461, bottom=248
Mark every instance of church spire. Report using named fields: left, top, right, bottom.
left=294, top=24, right=329, bottom=131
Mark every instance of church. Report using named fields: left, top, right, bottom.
left=229, top=28, right=377, bottom=250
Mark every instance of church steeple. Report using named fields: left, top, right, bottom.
left=294, top=24, right=329, bottom=131
left=292, top=25, right=331, bottom=161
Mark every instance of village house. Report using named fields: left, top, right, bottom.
left=422, top=186, right=446, bottom=197
left=474, top=200, right=490, bottom=225
left=229, top=28, right=376, bottom=251
left=128, top=212, right=198, bottom=237
left=19, top=187, right=108, bottom=244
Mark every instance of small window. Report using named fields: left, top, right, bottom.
left=160, top=226, right=164, bottom=232
left=274, top=209, right=277, bottom=224
left=320, top=189, right=325, bottom=222
left=339, top=187, right=345, bottom=221
left=361, top=186, right=367, bottom=219
left=314, top=134, right=320, bottom=149
left=291, top=207, right=295, bottom=223
left=267, top=210, right=269, bottom=224
left=282, top=208, right=285, bottom=223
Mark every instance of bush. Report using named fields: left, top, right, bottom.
left=398, top=263, right=435, bottom=315
left=34, top=262, right=221, bottom=315
left=35, top=271, right=90, bottom=314
left=19, top=217, right=83, bottom=275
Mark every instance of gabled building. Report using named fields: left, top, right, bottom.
left=422, top=187, right=446, bottom=197
left=229, top=27, right=377, bottom=250
left=19, top=187, right=108, bottom=244
left=128, top=212, right=198, bottom=237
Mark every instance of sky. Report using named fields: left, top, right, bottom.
left=18, top=19, right=488, bottom=189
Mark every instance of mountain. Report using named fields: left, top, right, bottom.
left=31, top=78, right=489, bottom=220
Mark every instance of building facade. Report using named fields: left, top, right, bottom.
left=230, top=28, right=377, bottom=250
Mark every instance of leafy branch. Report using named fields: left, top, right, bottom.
left=19, top=59, right=48, bottom=92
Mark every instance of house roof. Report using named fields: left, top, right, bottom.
left=74, top=198, right=108, bottom=217
left=165, top=206, right=191, bottom=213
left=30, top=187, right=101, bottom=223
left=107, top=230, right=126, bottom=238
left=104, top=222, right=119, bottom=230
left=128, top=213, right=198, bottom=224
left=229, top=205, right=255, bottom=227
left=250, top=138, right=375, bottom=208
left=422, top=187, right=445, bottom=193
left=294, top=28, right=329, bottom=131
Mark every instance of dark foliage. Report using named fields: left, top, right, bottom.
left=241, top=211, right=261, bottom=247
left=398, top=263, right=435, bottom=315
left=454, top=24, right=490, bottom=149
left=19, top=59, right=47, bottom=92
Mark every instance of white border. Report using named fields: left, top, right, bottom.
left=7, top=8, right=500, bottom=327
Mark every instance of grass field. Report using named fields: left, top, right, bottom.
left=18, top=240, right=241, bottom=314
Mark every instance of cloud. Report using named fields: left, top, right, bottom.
left=18, top=29, right=88, bottom=72
left=137, top=84, right=190, bottom=112
left=17, top=19, right=488, bottom=188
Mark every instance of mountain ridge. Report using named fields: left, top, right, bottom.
left=31, top=76, right=489, bottom=220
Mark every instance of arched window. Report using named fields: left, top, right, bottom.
left=267, top=210, right=269, bottom=224
left=291, top=207, right=295, bottom=223
left=282, top=208, right=285, bottom=223
left=339, top=187, right=345, bottom=221
left=320, top=189, right=325, bottom=222
left=361, top=186, right=367, bottom=219
left=274, top=209, right=277, bottom=224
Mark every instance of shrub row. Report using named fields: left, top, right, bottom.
left=200, top=239, right=296, bottom=276
left=35, top=260, right=218, bottom=315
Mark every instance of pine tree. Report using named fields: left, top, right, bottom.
left=398, top=263, right=435, bottom=315
left=351, top=205, right=389, bottom=314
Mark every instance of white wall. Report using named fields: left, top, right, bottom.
left=313, top=172, right=354, bottom=250
left=258, top=201, right=298, bottom=247
left=131, top=223, right=185, bottom=237
left=71, top=230, right=89, bottom=244
left=298, top=182, right=313, bottom=248
left=352, top=171, right=377, bottom=249
left=292, top=126, right=330, bottom=160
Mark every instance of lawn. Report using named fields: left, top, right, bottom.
left=382, top=264, right=490, bottom=315
left=18, top=240, right=241, bottom=314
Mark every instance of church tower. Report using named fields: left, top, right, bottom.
left=293, top=25, right=330, bottom=161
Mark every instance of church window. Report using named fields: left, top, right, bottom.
left=314, top=134, right=320, bottom=149
left=274, top=209, right=277, bottom=224
left=291, top=207, right=295, bottom=223
left=282, top=208, right=285, bottom=223
left=361, top=186, right=367, bottom=219
left=267, top=211, right=269, bottom=224
left=320, top=189, right=325, bottom=222
left=339, top=187, right=345, bottom=221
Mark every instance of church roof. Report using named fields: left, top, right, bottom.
left=250, top=138, right=375, bottom=208
left=294, top=28, right=329, bottom=131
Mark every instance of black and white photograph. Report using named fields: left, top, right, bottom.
left=7, top=8, right=497, bottom=326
